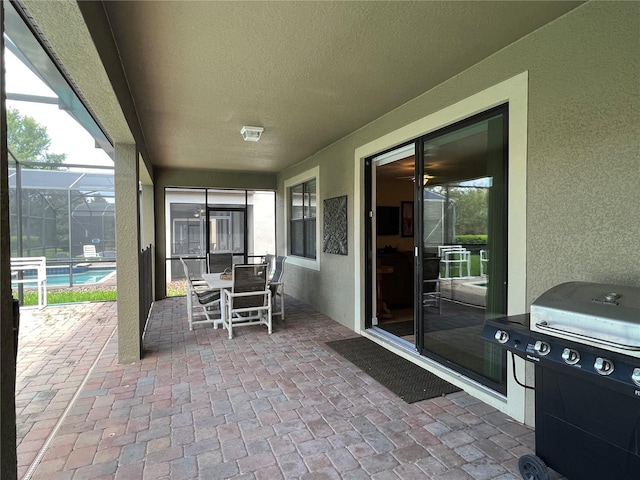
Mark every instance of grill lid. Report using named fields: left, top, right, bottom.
left=530, top=281, right=640, bottom=352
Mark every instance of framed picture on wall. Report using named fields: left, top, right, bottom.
left=401, top=201, right=414, bottom=237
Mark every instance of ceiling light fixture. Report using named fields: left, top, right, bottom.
left=240, top=126, right=264, bottom=142
left=412, top=174, right=435, bottom=184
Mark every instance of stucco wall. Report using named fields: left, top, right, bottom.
left=278, top=1, right=639, bottom=326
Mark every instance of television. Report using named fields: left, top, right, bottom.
left=376, top=206, right=400, bottom=235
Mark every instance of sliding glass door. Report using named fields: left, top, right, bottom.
left=365, top=105, right=508, bottom=393
left=416, top=105, right=508, bottom=391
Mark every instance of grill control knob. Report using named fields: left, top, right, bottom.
left=594, top=357, right=614, bottom=376
left=533, top=341, right=550, bottom=356
left=494, top=330, right=509, bottom=344
left=562, top=348, right=580, bottom=365
left=632, top=368, right=640, bottom=387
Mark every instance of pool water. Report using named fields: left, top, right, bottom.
left=12, top=268, right=116, bottom=287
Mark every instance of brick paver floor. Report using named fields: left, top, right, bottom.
left=15, top=296, right=563, bottom=480
left=16, top=301, right=118, bottom=479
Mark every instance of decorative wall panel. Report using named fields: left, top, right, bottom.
left=323, top=195, right=347, bottom=255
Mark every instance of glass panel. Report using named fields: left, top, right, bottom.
left=169, top=202, right=206, bottom=257
left=421, top=108, right=507, bottom=391
left=208, top=209, right=245, bottom=255
left=291, top=184, right=304, bottom=220
left=307, top=179, right=317, bottom=219
left=290, top=220, right=304, bottom=257
left=249, top=191, right=276, bottom=257
left=305, top=219, right=316, bottom=258
left=290, top=180, right=316, bottom=259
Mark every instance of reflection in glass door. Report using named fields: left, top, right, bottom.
left=417, top=105, right=508, bottom=392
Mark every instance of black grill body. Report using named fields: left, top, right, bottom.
left=532, top=334, right=640, bottom=480
left=483, top=309, right=640, bottom=479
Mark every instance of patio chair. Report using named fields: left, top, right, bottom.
left=422, top=257, right=442, bottom=314
left=11, top=256, right=47, bottom=308
left=439, top=245, right=471, bottom=279
left=480, top=249, right=489, bottom=277
left=263, top=254, right=275, bottom=274
left=83, top=244, right=98, bottom=258
left=180, top=257, right=208, bottom=287
left=223, top=263, right=271, bottom=339
left=180, top=258, right=221, bottom=330
left=101, top=250, right=116, bottom=260
left=207, top=252, right=233, bottom=274
left=269, top=256, right=286, bottom=319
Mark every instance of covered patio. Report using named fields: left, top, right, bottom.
left=15, top=297, right=551, bottom=480
left=2, top=2, right=637, bottom=478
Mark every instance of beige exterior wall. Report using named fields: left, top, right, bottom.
left=278, top=2, right=639, bottom=419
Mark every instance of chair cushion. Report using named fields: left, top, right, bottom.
left=196, top=289, right=220, bottom=304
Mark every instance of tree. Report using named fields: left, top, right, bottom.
left=6, top=107, right=66, bottom=169
left=447, top=187, right=488, bottom=235
left=88, top=193, right=109, bottom=204
left=8, top=108, right=68, bottom=256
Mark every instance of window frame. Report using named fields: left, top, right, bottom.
left=284, top=166, right=320, bottom=270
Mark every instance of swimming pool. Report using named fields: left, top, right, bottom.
left=12, top=268, right=116, bottom=288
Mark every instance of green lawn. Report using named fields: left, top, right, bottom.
left=19, top=290, right=117, bottom=306
left=441, top=254, right=483, bottom=277
left=20, top=283, right=186, bottom=306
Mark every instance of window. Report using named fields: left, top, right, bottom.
left=289, top=178, right=316, bottom=259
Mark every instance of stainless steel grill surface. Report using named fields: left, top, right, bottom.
left=530, top=281, right=640, bottom=357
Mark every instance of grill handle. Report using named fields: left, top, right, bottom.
left=534, top=322, right=640, bottom=352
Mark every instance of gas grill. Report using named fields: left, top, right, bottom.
left=482, top=282, right=640, bottom=480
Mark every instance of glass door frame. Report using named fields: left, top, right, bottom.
left=364, top=104, right=509, bottom=393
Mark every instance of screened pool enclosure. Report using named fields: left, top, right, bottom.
left=9, top=168, right=115, bottom=259
left=6, top=0, right=116, bottom=302
left=9, top=167, right=116, bottom=294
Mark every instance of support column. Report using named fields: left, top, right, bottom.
left=115, top=143, right=142, bottom=363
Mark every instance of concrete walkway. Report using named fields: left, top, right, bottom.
left=15, top=296, right=561, bottom=480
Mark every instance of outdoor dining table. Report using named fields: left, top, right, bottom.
left=202, top=272, right=233, bottom=328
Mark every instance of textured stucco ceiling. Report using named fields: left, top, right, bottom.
left=92, top=1, right=583, bottom=174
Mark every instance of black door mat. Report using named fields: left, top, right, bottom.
left=326, top=336, right=460, bottom=404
